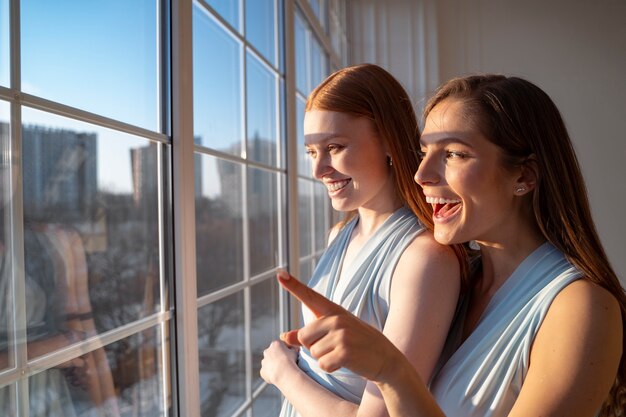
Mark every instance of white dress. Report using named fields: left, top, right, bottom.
left=280, top=207, right=425, bottom=417
left=430, top=242, right=584, bottom=417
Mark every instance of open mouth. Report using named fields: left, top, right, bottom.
left=326, top=179, right=351, bottom=193
left=425, top=196, right=462, bottom=219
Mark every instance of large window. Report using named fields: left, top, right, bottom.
left=1, top=1, right=170, bottom=416
left=0, top=0, right=348, bottom=416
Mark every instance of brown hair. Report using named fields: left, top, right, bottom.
left=424, top=74, right=626, bottom=415
left=305, top=63, right=471, bottom=289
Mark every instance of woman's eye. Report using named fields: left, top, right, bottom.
left=417, top=150, right=427, bottom=159
left=305, top=149, right=317, bottom=159
left=328, top=144, right=344, bottom=153
left=446, top=150, right=468, bottom=159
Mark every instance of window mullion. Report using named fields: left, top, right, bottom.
left=171, top=0, right=200, bottom=416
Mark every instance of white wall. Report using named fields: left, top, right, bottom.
left=350, top=0, right=626, bottom=282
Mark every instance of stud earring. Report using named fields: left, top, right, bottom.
left=515, top=185, right=526, bottom=193
left=387, top=155, right=393, bottom=166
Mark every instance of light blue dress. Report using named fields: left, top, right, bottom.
left=279, top=207, right=425, bottom=417
left=430, top=242, right=583, bottom=417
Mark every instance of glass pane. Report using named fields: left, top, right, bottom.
left=0, top=101, right=9, bottom=371
left=251, top=278, right=280, bottom=388
left=198, top=292, right=245, bottom=417
left=309, top=0, right=328, bottom=31
left=300, top=258, right=313, bottom=284
left=248, top=167, right=280, bottom=276
left=296, top=97, right=311, bottom=177
left=310, top=37, right=327, bottom=92
left=205, top=0, right=240, bottom=32
left=193, top=6, right=243, bottom=155
left=26, top=326, right=169, bottom=417
left=245, top=0, right=277, bottom=66
left=21, top=108, right=162, bottom=343
left=246, top=53, right=279, bottom=167
left=0, top=384, right=15, bottom=416
left=0, top=0, right=8, bottom=86
left=299, top=179, right=313, bottom=257
left=314, top=181, right=328, bottom=251
left=295, top=13, right=308, bottom=95
left=196, top=154, right=244, bottom=296
left=252, top=384, right=282, bottom=417
left=21, top=1, right=158, bottom=130
left=309, top=0, right=321, bottom=20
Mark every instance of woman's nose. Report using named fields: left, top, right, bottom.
left=312, top=154, right=332, bottom=179
left=414, top=154, right=440, bottom=186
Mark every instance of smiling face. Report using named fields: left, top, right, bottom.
left=304, top=110, right=396, bottom=213
left=415, top=99, right=524, bottom=246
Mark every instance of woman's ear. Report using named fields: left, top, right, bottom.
left=513, top=154, right=539, bottom=195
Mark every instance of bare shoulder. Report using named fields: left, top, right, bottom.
left=536, top=278, right=622, bottom=362
left=547, top=278, right=621, bottom=328
left=393, top=230, right=460, bottom=288
left=513, top=278, right=622, bottom=416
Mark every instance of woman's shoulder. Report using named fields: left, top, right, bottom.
left=518, top=278, right=622, bottom=415
left=548, top=278, right=621, bottom=326
left=394, top=230, right=460, bottom=286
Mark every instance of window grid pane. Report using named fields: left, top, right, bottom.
left=21, top=1, right=159, bottom=131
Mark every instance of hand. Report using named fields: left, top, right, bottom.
left=260, top=340, right=299, bottom=385
left=276, top=270, right=405, bottom=383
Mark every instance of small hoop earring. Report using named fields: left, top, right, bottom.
left=515, top=185, right=526, bottom=193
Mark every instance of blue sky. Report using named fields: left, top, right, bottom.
left=3, top=1, right=288, bottom=195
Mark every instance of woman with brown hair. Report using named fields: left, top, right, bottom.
left=277, top=74, right=626, bottom=416
left=260, top=64, right=465, bottom=416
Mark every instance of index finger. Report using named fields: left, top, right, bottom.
left=277, top=270, right=344, bottom=318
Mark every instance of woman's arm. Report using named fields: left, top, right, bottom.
left=263, top=233, right=459, bottom=417
left=508, top=279, right=621, bottom=417
left=355, top=232, right=460, bottom=416
left=276, top=270, right=449, bottom=417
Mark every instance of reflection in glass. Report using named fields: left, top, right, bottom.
left=198, top=292, right=245, bottom=417
left=252, top=384, right=282, bottom=417
left=205, top=0, right=240, bottom=32
left=246, top=0, right=277, bottom=66
left=196, top=154, right=244, bottom=296
left=295, top=13, right=308, bottom=94
left=0, top=0, right=8, bottom=86
left=314, top=181, right=329, bottom=251
left=21, top=107, right=162, bottom=343
left=21, top=1, right=158, bottom=130
left=296, top=97, right=311, bottom=177
left=23, top=326, right=169, bottom=417
left=299, top=179, right=313, bottom=257
left=248, top=167, right=280, bottom=276
left=0, top=384, right=15, bottom=416
left=193, top=6, right=243, bottom=155
left=247, top=53, right=279, bottom=167
left=251, top=278, right=280, bottom=388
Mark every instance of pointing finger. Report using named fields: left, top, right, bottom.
left=277, top=270, right=344, bottom=318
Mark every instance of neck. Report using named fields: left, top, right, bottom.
left=356, top=202, right=403, bottom=238
left=475, top=227, right=546, bottom=295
